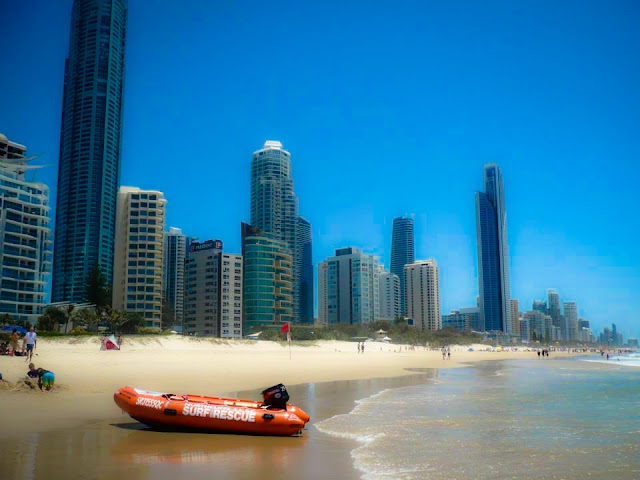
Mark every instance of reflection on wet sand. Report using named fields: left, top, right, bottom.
left=0, top=371, right=438, bottom=480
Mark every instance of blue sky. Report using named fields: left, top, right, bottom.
left=2, top=0, right=639, bottom=339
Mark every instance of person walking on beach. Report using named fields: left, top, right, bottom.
left=357, top=342, right=361, bottom=354
left=25, top=327, right=37, bottom=362
left=361, top=342, right=365, bottom=354
left=442, top=347, right=446, bottom=360
left=117, top=335, right=123, bottom=350
left=447, top=347, right=451, bottom=360
left=10, top=329, right=19, bottom=356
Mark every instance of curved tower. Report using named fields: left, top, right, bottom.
left=390, top=215, right=415, bottom=315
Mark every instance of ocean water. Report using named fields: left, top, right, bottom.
left=583, top=352, right=640, bottom=368
left=316, top=358, right=640, bottom=479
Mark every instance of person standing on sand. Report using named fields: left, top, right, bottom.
left=361, top=342, right=365, bottom=354
left=10, top=329, right=19, bottom=356
left=117, top=335, right=123, bottom=350
left=25, top=327, right=37, bottom=362
left=447, top=347, right=451, bottom=360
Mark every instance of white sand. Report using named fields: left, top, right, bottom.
left=0, top=336, right=575, bottom=438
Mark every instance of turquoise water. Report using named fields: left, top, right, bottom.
left=316, top=358, right=640, bottom=479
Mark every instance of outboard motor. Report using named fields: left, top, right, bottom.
left=261, top=384, right=289, bottom=409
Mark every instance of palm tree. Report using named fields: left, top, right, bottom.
left=76, top=309, right=99, bottom=332
left=60, top=304, right=78, bottom=333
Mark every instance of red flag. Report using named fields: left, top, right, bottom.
left=281, top=323, right=290, bottom=333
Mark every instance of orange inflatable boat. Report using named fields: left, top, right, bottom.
left=114, top=384, right=310, bottom=436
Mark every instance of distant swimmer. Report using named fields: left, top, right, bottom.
left=606, top=353, right=610, bottom=360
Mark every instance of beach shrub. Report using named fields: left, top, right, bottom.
left=137, top=327, right=163, bottom=335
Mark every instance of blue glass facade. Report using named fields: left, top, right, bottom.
left=52, top=0, right=127, bottom=303
left=475, top=164, right=511, bottom=333
left=390, top=216, right=414, bottom=315
left=298, top=216, right=314, bottom=323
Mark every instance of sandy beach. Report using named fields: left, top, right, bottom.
left=0, top=336, right=579, bottom=438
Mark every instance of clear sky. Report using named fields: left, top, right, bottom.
left=2, top=0, right=639, bottom=339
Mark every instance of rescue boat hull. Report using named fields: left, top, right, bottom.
left=114, top=386, right=309, bottom=437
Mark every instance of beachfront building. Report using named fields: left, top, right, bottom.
left=520, top=317, right=531, bottom=342
left=404, top=260, right=441, bottom=331
left=317, top=247, right=380, bottom=325
left=298, top=216, right=313, bottom=323
left=475, top=164, right=512, bottom=333
left=563, top=301, right=579, bottom=342
left=163, top=227, right=188, bottom=329
left=250, top=141, right=312, bottom=325
left=510, top=299, right=520, bottom=336
left=52, top=0, right=128, bottom=303
left=378, top=268, right=401, bottom=321
left=390, top=215, right=415, bottom=315
left=183, top=240, right=243, bottom=338
left=442, top=310, right=468, bottom=331
left=547, top=289, right=562, bottom=338
left=112, top=187, right=166, bottom=329
left=522, top=310, right=553, bottom=342
left=241, top=223, right=293, bottom=332
left=0, top=134, right=52, bottom=325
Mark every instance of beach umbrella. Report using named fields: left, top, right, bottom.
left=468, top=348, right=474, bottom=352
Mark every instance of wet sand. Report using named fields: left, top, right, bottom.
left=0, top=372, right=439, bottom=480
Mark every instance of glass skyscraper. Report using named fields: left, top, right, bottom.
left=390, top=215, right=415, bottom=315
left=475, top=164, right=511, bottom=333
left=52, top=0, right=127, bottom=303
left=250, top=140, right=311, bottom=324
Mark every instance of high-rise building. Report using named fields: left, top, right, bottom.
left=183, top=240, right=243, bottom=338
left=563, top=301, right=578, bottom=342
left=475, top=164, right=511, bottom=333
left=163, top=227, right=187, bottom=328
left=112, top=187, right=166, bottom=329
left=442, top=310, right=468, bottom=331
left=547, top=289, right=562, bottom=337
left=532, top=300, right=547, bottom=314
left=520, top=317, right=531, bottom=342
left=378, top=268, right=401, bottom=320
left=523, top=310, right=546, bottom=342
left=317, top=247, right=380, bottom=325
left=241, top=223, right=293, bottom=332
left=510, top=299, right=520, bottom=336
left=52, top=0, right=127, bottom=303
left=404, top=260, right=441, bottom=331
left=390, top=216, right=415, bottom=315
left=250, top=141, right=310, bottom=324
left=297, top=216, right=313, bottom=323
left=0, top=134, right=52, bottom=325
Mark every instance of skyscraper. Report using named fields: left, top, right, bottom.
left=547, top=289, right=562, bottom=337
left=250, top=141, right=310, bottom=324
left=52, top=0, right=127, bottom=303
left=163, top=227, right=187, bottom=328
left=475, top=164, right=511, bottom=333
left=112, top=187, right=166, bottom=329
left=510, top=299, right=520, bottom=337
left=404, top=260, right=441, bottom=331
left=563, top=301, right=578, bottom=342
left=317, top=248, right=380, bottom=325
left=297, top=216, right=313, bottom=323
left=0, top=134, right=52, bottom=325
left=390, top=216, right=415, bottom=315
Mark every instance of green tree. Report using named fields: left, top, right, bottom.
left=76, top=308, right=99, bottom=332
left=85, top=262, right=111, bottom=308
left=0, top=313, right=12, bottom=325
left=38, top=307, right=64, bottom=332
left=60, top=304, right=78, bottom=333
left=161, top=301, right=175, bottom=331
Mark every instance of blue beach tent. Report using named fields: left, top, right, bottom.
left=1, top=325, right=27, bottom=335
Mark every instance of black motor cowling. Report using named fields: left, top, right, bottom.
left=261, top=384, right=289, bottom=409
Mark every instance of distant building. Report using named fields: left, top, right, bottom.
left=297, top=216, right=313, bottom=323
left=112, top=187, right=166, bottom=329
left=404, top=260, right=441, bottom=331
left=523, top=310, right=547, bottom=342
left=547, top=290, right=562, bottom=338
left=378, top=268, right=401, bottom=321
left=318, top=247, right=380, bottom=325
left=510, top=299, right=520, bottom=336
left=532, top=300, right=547, bottom=314
left=442, top=310, right=468, bottom=331
left=628, top=338, right=638, bottom=347
left=462, top=307, right=482, bottom=331
left=0, top=134, right=52, bottom=325
left=563, top=301, right=578, bottom=342
left=578, top=318, right=590, bottom=330
left=163, top=227, right=187, bottom=328
left=241, top=223, right=293, bottom=331
left=520, top=317, right=531, bottom=342
left=184, top=240, right=243, bottom=338
left=390, top=216, right=415, bottom=315
left=475, top=164, right=511, bottom=333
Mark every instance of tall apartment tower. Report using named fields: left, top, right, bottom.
left=250, top=141, right=311, bottom=324
left=241, top=223, right=293, bottom=332
left=183, top=240, right=243, bottom=338
left=297, top=216, right=313, bottom=323
left=0, top=134, right=52, bottom=325
left=378, top=268, right=401, bottom=320
left=112, top=187, right=166, bottom=329
left=547, top=289, right=562, bottom=337
left=390, top=216, right=415, bottom=315
left=52, top=0, right=127, bottom=303
left=163, top=227, right=187, bottom=328
left=317, top=248, right=380, bottom=325
left=404, top=260, right=441, bottom=331
left=563, top=301, right=578, bottom=342
left=510, top=299, right=520, bottom=336
left=475, top=164, right=511, bottom=333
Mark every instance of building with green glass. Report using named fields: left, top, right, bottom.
left=241, top=223, right=293, bottom=332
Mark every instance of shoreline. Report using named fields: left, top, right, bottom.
left=0, top=336, right=584, bottom=440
